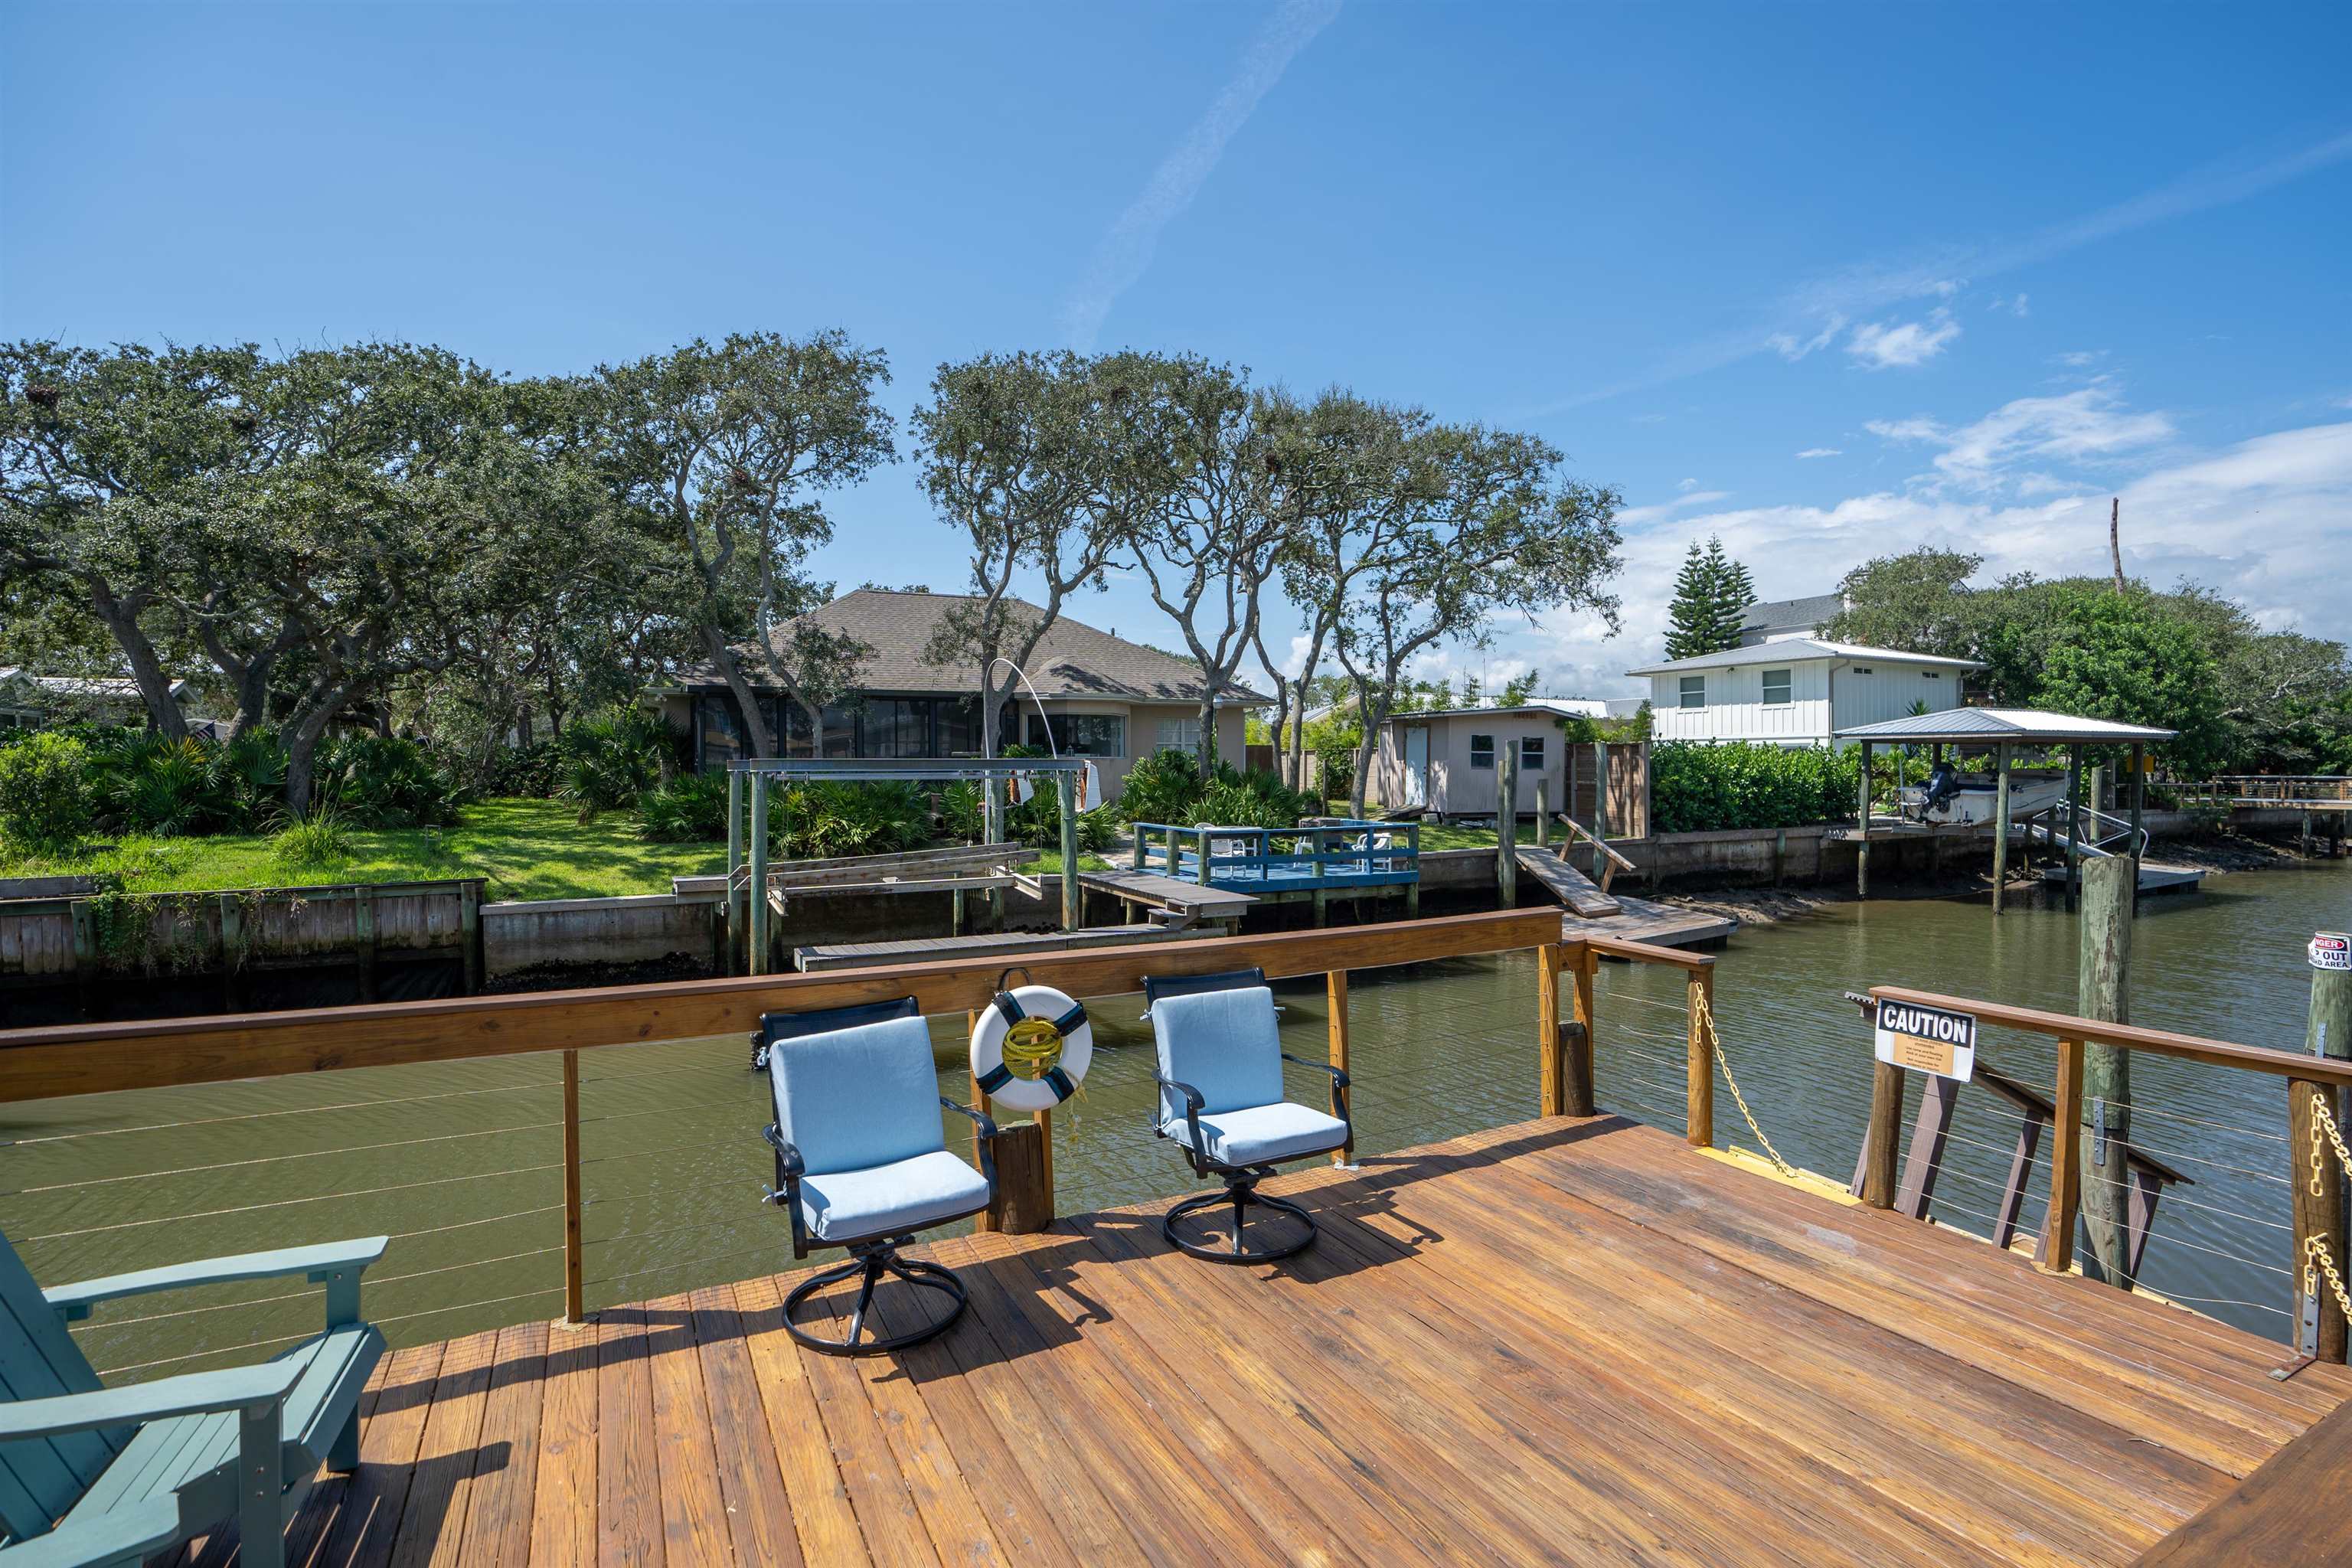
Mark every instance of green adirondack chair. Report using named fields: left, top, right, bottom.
left=0, top=1229, right=387, bottom=1568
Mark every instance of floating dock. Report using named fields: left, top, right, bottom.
left=211, top=1115, right=2352, bottom=1566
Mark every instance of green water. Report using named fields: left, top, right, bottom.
left=5, top=863, right=2343, bottom=1377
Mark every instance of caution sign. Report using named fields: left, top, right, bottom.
left=2313, top=933, right=2351, bottom=972
left=1873, top=998, right=1977, bottom=1083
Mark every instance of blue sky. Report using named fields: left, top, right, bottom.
left=5, top=2, right=2348, bottom=698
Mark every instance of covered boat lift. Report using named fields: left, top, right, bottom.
left=1832, top=708, right=2177, bottom=915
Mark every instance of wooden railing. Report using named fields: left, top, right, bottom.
left=1131, top=820, right=1422, bottom=892
left=1858, top=983, right=2352, bottom=1361
left=0, top=909, right=1720, bottom=1338
left=1547, top=811, right=1638, bottom=891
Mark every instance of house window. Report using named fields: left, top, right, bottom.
left=694, top=693, right=744, bottom=770
left=867, top=697, right=933, bottom=758
left=1850, top=666, right=1873, bottom=675
left=1762, top=668, right=1792, bottom=707
left=1520, top=736, right=1545, bottom=771
left=1028, top=714, right=1125, bottom=757
left=1469, top=734, right=1495, bottom=769
left=1678, top=676, right=1706, bottom=710
left=937, top=695, right=982, bottom=756
left=1922, top=671, right=1942, bottom=680
left=1155, top=716, right=1201, bottom=754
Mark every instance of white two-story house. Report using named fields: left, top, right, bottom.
left=1625, top=640, right=1981, bottom=746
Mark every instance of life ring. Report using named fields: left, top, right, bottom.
left=969, top=984, right=1093, bottom=1112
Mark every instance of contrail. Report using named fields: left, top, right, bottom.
left=1060, top=0, right=1342, bottom=351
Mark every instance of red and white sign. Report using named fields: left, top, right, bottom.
left=2313, top=933, right=2351, bottom=972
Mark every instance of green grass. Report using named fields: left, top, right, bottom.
left=1015, top=850, right=1115, bottom=875
left=0, top=798, right=728, bottom=903
left=1413, top=822, right=1544, bottom=851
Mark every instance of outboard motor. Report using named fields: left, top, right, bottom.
left=1922, top=758, right=1963, bottom=819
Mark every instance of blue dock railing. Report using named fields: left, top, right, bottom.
left=1131, top=819, right=1422, bottom=890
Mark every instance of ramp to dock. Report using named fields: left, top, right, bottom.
left=792, top=923, right=1220, bottom=972
left=1515, top=844, right=1622, bottom=916
left=270, top=1115, right=2352, bottom=1566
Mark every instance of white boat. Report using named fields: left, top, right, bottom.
left=1895, top=768, right=2067, bottom=826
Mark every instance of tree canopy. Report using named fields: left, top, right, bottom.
left=1663, top=535, right=1754, bottom=660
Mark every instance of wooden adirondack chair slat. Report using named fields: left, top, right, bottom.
left=0, top=1240, right=122, bottom=1540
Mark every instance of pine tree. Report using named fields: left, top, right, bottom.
left=1664, top=542, right=1718, bottom=659
left=1712, top=542, right=1757, bottom=650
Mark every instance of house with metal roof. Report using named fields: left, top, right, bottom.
left=645, top=587, right=1267, bottom=797
left=1625, top=639, right=1982, bottom=746
left=0, top=668, right=203, bottom=733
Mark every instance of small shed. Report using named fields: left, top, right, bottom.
left=1831, top=707, right=2177, bottom=913
left=1368, top=701, right=1619, bottom=821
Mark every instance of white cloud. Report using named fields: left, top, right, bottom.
left=1060, top=0, right=1341, bottom=349
left=2057, top=350, right=2103, bottom=368
left=1676, top=477, right=1701, bottom=492
left=1990, top=292, right=2030, bottom=316
left=1845, top=308, right=1962, bottom=370
left=1865, top=381, right=2173, bottom=487
left=1767, top=315, right=1846, bottom=361
left=1616, top=490, right=1731, bottom=526
left=1794, top=447, right=1843, bottom=459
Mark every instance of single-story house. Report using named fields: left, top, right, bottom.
left=1625, top=639, right=1981, bottom=746
left=1366, top=698, right=1609, bottom=815
left=0, top=668, right=207, bottom=733
left=644, top=587, right=1265, bottom=800
left=1737, top=591, right=1844, bottom=647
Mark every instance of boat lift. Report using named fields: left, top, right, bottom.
left=1831, top=708, right=2178, bottom=916
left=726, top=756, right=1096, bottom=974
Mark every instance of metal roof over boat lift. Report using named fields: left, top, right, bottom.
left=1833, top=707, right=2177, bottom=744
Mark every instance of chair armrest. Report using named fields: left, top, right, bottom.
left=45, top=1236, right=389, bottom=1322
left=0, top=1495, right=182, bottom=1567
left=939, top=1097, right=999, bottom=1142
left=1280, top=1052, right=1350, bottom=1089
left=760, top=1122, right=812, bottom=1257
left=1152, top=1074, right=1211, bottom=1173
left=0, top=1358, right=304, bottom=1442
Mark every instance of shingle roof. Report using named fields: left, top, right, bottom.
left=1740, top=592, right=1844, bottom=632
left=1834, top=708, right=2177, bottom=744
left=677, top=589, right=1269, bottom=705
left=1624, top=639, right=1982, bottom=677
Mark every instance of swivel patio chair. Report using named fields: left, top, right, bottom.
left=757, top=998, right=998, bottom=1355
left=1145, top=969, right=1353, bottom=1263
left=0, top=1229, right=386, bottom=1568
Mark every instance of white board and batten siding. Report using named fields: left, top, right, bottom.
left=1648, top=661, right=1830, bottom=744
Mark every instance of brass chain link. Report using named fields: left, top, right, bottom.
left=1692, top=988, right=1798, bottom=1181
left=2303, top=1097, right=2352, bottom=1328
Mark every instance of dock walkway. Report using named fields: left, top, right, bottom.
left=188, top=1116, right=2352, bottom=1566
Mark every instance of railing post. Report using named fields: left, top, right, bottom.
left=1859, top=1059, right=1904, bottom=1209
left=1686, top=965, right=1714, bottom=1148
left=2079, top=855, right=2135, bottom=1287
left=1195, top=825, right=1212, bottom=887
left=1566, top=947, right=1597, bottom=1116
left=1328, top=969, right=1351, bottom=1164
left=2290, top=1076, right=2348, bottom=1362
left=2042, top=1037, right=2086, bottom=1272
left=1538, top=943, right=1563, bottom=1116
left=561, top=1047, right=584, bottom=1324
left=747, top=770, right=770, bottom=976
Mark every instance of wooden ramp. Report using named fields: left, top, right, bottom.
left=794, top=923, right=1220, bottom=972
left=1076, top=867, right=1255, bottom=926
left=1515, top=844, right=1622, bottom=916
left=218, top=1116, right=2352, bottom=1567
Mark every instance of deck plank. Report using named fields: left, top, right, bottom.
left=265, top=1116, right=2347, bottom=1567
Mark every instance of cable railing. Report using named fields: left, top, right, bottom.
left=0, top=908, right=1727, bottom=1376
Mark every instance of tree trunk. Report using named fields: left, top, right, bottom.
left=1265, top=675, right=1293, bottom=786
left=84, top=580, right=188, bottom=743
left=703, top=629, right=773, bottom=760
left=1349, top=682, right=1393, bottom=821
left=980, top=669, right=1002, bottom=843
left=1195, top=690, right=1217, bottom=779
left=283, top=699, right=344, bottom=816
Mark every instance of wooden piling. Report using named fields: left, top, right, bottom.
left=1566, top=948, right=1597, bottom=1117
left=725, top=768, right=744, bottom=977
left=1057, top=771, right=1080, bottom=930
left=1991, top=743, right=2013, bottom=916
left=1860, top=1061, right=1904, bottom=1210
left=2304, top=944, right=2352, bottom=1360
left=1534, top=779, right=1550, bottom=849
left=1685, top=967, right=1714, bottom=1149
left=747, top=771, right=770, bottom=975
left=1537, top=944, right=1562, bottom=1116
left=2065, top=746, right=2084, bottom=913
left=1855, top=741, right=1873, bottom=898
left=1496, top=742, right=1518, bottom=908
left=2078, top=854, right=2135, bottom=1288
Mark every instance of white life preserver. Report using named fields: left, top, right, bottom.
left=969, top=984, right=1093, bottom=1112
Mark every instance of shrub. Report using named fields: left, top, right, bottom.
left=312, top=734, right=462, bottom=828
left=557, top=710, right=670, bottom=820
left=0, top=731, right=95, bottom=848
left=1649, top=741, right=1862, bottom=833
left=1116, top=748, right=1208, bottom=825
left=479, top=740, right=560, bottom=799
left=769, top=781, right=932, bottom=859
left=272, top=808, right=354, bottom=870
left=637, top=773, right=733, bottom=843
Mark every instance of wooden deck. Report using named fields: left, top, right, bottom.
left=1076, top=867, right=1257, bottom=923
left=1565, top=892, right=1738, bottom=948
left=172, top=1116, right=2352, bottom=1566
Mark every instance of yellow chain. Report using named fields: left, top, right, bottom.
left=2302, top=1098, right=2352, bottom=1330
left=1692, top=988, right=1798, bottom=1180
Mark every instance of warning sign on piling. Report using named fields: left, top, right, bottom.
left=1873, top=998, right=1978, bottom=1083
left=2313, top=933, right=2351, bottom=972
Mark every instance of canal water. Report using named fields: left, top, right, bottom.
left=5, top=862, right=2343, bottom=1378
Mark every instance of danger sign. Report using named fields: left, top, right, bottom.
left=1873, top=998, right=1978, bottom=1083
left=2314, top=933, right=2351, bottom=972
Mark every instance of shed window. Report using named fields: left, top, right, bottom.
left=1922, top=671, right=1942, bottom=680
left=1469, top=734, right=1495, bottom=769
left=1762, top=668, right=1792, bottom=707
left=1678, top=676, right=1706, bottom=710
left=1520, top=736, right=1545, bottom=771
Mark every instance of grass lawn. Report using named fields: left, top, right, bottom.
left=1413, top=821, right=1545, bottom=851
left=0, top=798, right=1114, bottom=903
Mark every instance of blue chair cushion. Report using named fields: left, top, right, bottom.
left=799, top=1151, right=991, bottom=1243
left=1151, top=986, right=1283, bottom=1119
left=1162, top=1102, right=1350, bottom=1168
left=769, top=1014, right=945, bottom=1177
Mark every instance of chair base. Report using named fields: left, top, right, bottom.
left=784, top=1240, right=967, bottom=1356
left=1163, top=1175, right=1317, bottom=1264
